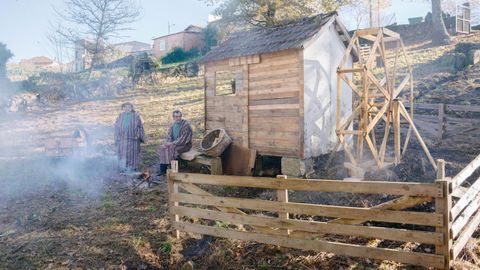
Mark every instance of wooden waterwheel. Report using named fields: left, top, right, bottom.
left=334, top=28, right=437, bottom=171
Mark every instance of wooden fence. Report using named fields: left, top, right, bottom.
left=404, top=102, right=480, bottom=147
left=169, top=159, right=454, bottom=269
left=450, top=154, right=480, bottom=261
left=168, top=154, right=480, bottom=269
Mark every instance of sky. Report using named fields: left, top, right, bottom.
left=0, top=0, right=438, bottom=62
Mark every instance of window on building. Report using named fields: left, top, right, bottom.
left=215, top=70, right=242, bottom=96
left=159, top=40, right=166, bottom=51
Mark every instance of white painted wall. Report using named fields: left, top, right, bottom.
left=303, top=19, right=353, bottom=158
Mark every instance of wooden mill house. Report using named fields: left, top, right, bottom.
left=198, top=12, right=355, bottom=175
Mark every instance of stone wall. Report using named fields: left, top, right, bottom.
left=385, top=16, right=457, bottom=42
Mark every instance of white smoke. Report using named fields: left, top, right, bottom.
left=0, top=87, right=119, bottom=202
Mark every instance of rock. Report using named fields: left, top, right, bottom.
left=471, top=49, right=480, bottom=65
left=180, top=261, right=194, bottom=270
left=8, top=96, right=27, bottom=112
left=281, top=157, right=313, bottom=177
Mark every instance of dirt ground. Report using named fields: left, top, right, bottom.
left=2, top=34, right=480, bottom=269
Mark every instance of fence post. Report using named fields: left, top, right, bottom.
left=276, top=175, right=290, bottom=235
left=438, top=103, right=446, bottom=143
left=435, top=159, right=452, bottom=269
left=168, top=160, right=180, bottom=239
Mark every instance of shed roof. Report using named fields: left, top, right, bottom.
left=199, top=12, right=341, bottom=64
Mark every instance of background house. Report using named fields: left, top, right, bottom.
left=152, top=25, right=204, bottom=58
left=198, top=13, right=354, bottom=174
left=74, top=39, right=150, bottom=72
left=74, top=38, right=103, bottom=72
left=18, top=56, right=61, bottom=72
left=112, top=41, right=151, bottom=57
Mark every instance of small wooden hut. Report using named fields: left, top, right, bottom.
left=198, top=13, right=355, bottom=171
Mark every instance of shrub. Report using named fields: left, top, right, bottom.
left=128, top=53, right=159, bottom=83
left=0, top=42, right=13, bottom=82
left=455, top=42, right=480, bottom=54
left=161, top=47, right=199, bottom=64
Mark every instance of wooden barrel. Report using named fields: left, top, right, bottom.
left=200, top=128, right=232, bottom=157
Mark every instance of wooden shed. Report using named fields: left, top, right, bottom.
left=198, top=13, right=354, bottom=162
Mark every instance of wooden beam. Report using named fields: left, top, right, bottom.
left=168, top=160, right=180, bottom=238
left=366, top=71, right=389, bottom=99
left=177, top=182, right=280, bottom=234
left=173, top=222, right=444, bottom=268
left=172, top=206, right=443, bottom=245
left=451, top=176, right=480, bottom=220
left=382, top=27, right=401, bottom=39
left=392, top=101, right=401, bottom=165
left=330, top=195, right=433, bottom=225
left=339, top=134, right=357, bottom=166
left=171, top=193, right=443, bottom=226
left=451, top=182, right=480, bottom=238
left=393, top=73, right=411, bottom=98
left=435, top=160, right=452, bottom=269
left=339, top=33, right=358, bottom=69
left=339, top=72, right=362, bottom=97
left=398, top=102, right=437, bottom=170
left=379, top=112, right=392, bottom=164
left=338, top=104, right=362, bottom=131
left=452, top=208, right=480, bottom=259
left=338, top=67, right=365, bottom=73
left=402, top=126, right=412, bottom=156
left=356, top=28, right=381, bottom=36
left=276, top=175, right=290, bottom=235
left=366, top=31, right=383, bottom=68
left=365, top=102, right=389, bottom=133
left=171, top=173, right=442, bottom=197
left=365, top=133, right=381, bottom=167
left=452, top=154, right=480, bottom=190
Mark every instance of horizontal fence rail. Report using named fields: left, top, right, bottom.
left=403, top=102, right=480, bottom=145
left=167, top=160, right=454, bottom=269
left=170, top=172, right=443, bottom=197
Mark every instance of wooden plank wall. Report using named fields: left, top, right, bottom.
left=248, top=49, right=303, bottom=157
left=204, top=50, right=304, bottom=157
left=204, top=59, right=249, bottom=146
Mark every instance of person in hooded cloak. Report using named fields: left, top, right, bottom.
left=114, top=102, right=145, bottom=172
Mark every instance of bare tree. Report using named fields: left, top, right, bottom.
left=342, top=0, right=391, bottom=29
left=47, top=22, right=74, bottom=73
left=54, top=0, right=140, bottom=79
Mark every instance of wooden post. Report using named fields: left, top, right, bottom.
left=438, top=103, right=446, bottom=143
left=276, top=175, right=290, bottom=235
left=435, top=159, right=452, bottom=269
left=392, top=100, right=401, bottom=165
left=168, top=160, right=180, bottom=238
left=357, top=70, right=368, bottom=161
left=336, top=69, right=341, bottom=131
